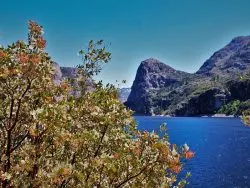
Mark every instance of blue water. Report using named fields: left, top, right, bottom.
left=135, top=116, right=250, bottom=188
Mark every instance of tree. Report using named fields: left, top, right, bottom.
left=0, top=21, right=194, bottom=187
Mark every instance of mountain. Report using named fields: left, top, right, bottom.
left=125, top=58, right=193, bottom=115
left=126, top=36, right=250, bottom=116
left=197, top=36, right=250, bottom=77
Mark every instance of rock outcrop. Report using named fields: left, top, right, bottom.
left=175, top=88, right=230, bottom=116
left=125, top=58, right=192, bottom=114
left=227, top=79, right=250, bottom=101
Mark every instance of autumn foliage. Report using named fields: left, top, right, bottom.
left=0, top=21, right=194, bottom=187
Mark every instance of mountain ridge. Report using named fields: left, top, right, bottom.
left=197, top=35, right=250, bottom=76
left=125, top=35, right=250, bottom=116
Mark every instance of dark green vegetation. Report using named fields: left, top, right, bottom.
left=218, top=100, right=250, bottom=116
left=125, top=36, right=250, bottom=116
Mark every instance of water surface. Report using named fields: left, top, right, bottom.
left=135, top=116, right=250, bottom=187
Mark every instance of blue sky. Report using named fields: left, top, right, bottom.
left=1, top=0, right=250, bottom=87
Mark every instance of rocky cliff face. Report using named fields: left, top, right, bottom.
left=125, top=58, right=192, bottom=114
left=60, top=67, right=78, bottom=79
left=197, top=36, right=250, bottom=76
left=176, top=79, right=250, bottom=116
left=175, top=88, right=230, bottom=116
left=227, top=79, right=250, bottom=101
left=126, top=36, right=250, bottom=116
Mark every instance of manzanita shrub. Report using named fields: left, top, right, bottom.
left=243, top=110, right=250, bottom=126
left=0, top=21, right=194, bottom=187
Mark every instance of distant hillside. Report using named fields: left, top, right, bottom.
left=125, top=36, right=250, bottom=116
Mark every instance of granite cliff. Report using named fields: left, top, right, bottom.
left=125, top=58, right=192, bottom=114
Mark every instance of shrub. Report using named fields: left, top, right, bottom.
left=0, top=21, right=193, bottom=187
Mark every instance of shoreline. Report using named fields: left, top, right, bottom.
left=134, top=114, right=240, bottom=118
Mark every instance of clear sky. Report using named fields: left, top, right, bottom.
left=1, top=0, right=250, bottom=87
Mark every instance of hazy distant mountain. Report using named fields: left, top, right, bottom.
left=118, top=88, right=131, bottom=103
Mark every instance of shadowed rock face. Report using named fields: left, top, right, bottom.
left=175, top=88, right=230, bottom=116
left=60, top=67, right=78, bottom=78
left=175, top=80, right=250, bottom=116
left=197, top=36, right=250, bottom=76
left=227, top=79, right=250, bottom=101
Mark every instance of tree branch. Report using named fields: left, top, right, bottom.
left=85, top=125, right=108, bottom=183
left=115, top=165, right=148, bottom=188
left=9, top=132, right=28, bottom=154
left=9, top=79, right=32, bottom=131
left=94, top=125, right=108, bottom=157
